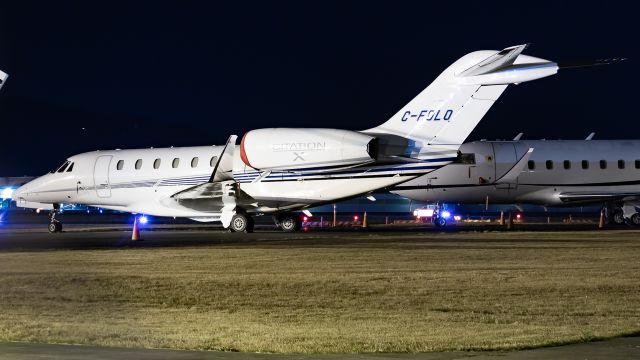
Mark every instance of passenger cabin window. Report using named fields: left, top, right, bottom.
left=636, top=160, right=640, bottom=169
left=153, top=158, right=161, bottom=169
left=191, top=157, right=199, bottom=168
left=66, top=163, right=74, bottom=172
left=117, top=160, right=124, bottom=170
left=545, top=160, right=553, bottom=170
left=600, top=160, right=607, bottom=169
left=172, top=158, right=180, bottom=168
left=563, top=160, right=571, bottom=170
left=210, top=156, right=218, bottom=167
left=582, top=160, right=589, bottom=170
left=618, top=160, right=625, bottom=169
left=527, top=160, right=535, bottom=170
left=135, top=159, right=142, bottom=170
left=456, top=153, right=476, bottom=164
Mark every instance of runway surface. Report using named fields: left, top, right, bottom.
left=1, top=336, right=639, bottom=359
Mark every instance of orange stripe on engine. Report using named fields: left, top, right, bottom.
left=239, top=132, right=252, bottom=167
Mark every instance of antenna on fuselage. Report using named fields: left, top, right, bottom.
left=585, top=132, right=595, bottom=141
left=513, top=132, right=523, bottom=141
left=559, top=58, right=627, bottom=70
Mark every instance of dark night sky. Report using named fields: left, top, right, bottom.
left=0, top=1, right=635, bottom=175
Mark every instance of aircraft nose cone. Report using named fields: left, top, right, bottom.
left=11, top=185, right=25, bottom=201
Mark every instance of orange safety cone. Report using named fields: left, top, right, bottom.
left=132, top=217, right=141, bottom=241
left=363, top=211, right=368, bottom=228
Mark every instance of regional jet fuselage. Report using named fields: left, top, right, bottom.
left=392, top=139, right=640, bottom=224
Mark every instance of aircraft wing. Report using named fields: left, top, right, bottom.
left=558, top=192, right=640, bottom=203
left=210, top=135, right=236, bottom=182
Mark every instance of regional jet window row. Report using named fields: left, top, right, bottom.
left=114, top=156, right=218, bottom=171
left=526, top=159, right=640, bottom=171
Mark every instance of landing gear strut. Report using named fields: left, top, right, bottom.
left=48, top=207, right=62, bottom=233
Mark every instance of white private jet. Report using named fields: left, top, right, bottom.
left=13, top=45, right=560, bottom=232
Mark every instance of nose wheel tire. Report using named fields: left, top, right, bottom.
left=48, top=221, right=62, bottom=233
left=630, top=213, right=640, bottom=226
left=278, top=214, right=301, bottom=232
left=230, top=214, right=253, bottom=233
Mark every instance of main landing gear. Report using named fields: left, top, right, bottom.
left=274, top=213, right=301, bottom=232
left=228, top=213, right=255, bottom=233
left=48, top=207, right=62, bottom=233
left=605, top=202, right=640, bottom=226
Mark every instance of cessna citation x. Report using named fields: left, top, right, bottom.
left=392, top=137, right=640, bottom=225
left=13, top=44, right=560, bottom=232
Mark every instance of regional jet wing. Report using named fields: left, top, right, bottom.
left=558, top=192, right=640, bottom=203
left=495, top=148, right=534, bottom=184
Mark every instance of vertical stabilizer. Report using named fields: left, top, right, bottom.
left=365, top=45, right=557, bottom=154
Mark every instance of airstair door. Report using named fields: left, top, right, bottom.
left=94, top=155, right=113, bottom=198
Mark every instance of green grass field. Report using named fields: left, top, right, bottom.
left=0, top=230, right=639, bottom=353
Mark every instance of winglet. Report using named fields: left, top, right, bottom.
left=513, top=132, right=523, bottom=141
left=495, top=148, right=534, bottom=184
left=585, top=132, right=595, bottom=141
left=0, top=69, right=8, bottom=91
left=209, top=135, right=237, bottom=183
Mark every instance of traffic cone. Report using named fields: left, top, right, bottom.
left=132, top=217, right=141, bottom=241
left=363, top=211, right=368, bottom=228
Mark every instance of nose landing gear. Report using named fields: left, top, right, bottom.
left=48, top=207, right=62, bottom=233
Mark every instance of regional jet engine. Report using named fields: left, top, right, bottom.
left=240, top=128, right=378, bottom=171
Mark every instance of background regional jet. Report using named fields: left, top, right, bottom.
left=13, top=45, right=560, bottom=232
left=392, top=137, right=640, bottom=225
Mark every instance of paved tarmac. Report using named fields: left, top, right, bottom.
left=1, top=336, right=639, bottom=359
left=1, top=217, right=639, bottom=359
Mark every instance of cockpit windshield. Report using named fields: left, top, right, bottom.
left=51, top=161, right=70, bottom=173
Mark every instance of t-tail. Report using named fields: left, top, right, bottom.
left=364, top=44, right=557, bottom=157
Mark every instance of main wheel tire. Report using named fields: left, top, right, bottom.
left=630, top=213, right=640, bottom=226
left=611, top=210, right=625, bottom=225
left=230, top=214, right=249, bottom=233
left=279, top=215, right=300, bottom=232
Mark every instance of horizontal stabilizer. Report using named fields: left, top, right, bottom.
left=495, top=148, right=534, bottom=184
left=458, top=44, right=529, bottom=76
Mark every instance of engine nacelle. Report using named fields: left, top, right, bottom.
left=240, top=128, right=377, bottom=171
